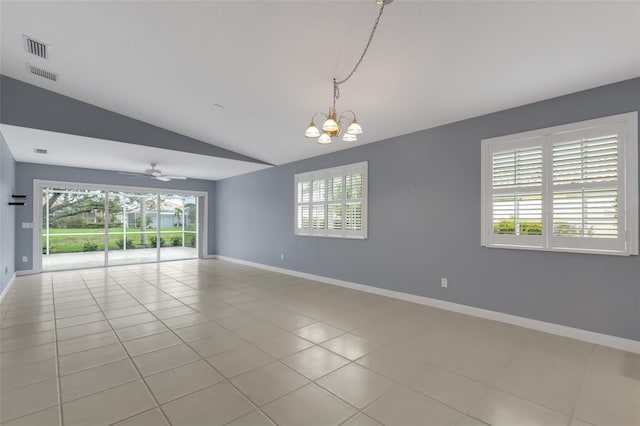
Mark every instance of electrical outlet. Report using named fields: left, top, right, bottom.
left=280, top=254, right=285, bottom=261
left=22, top=256, right=28, bottom=263
left=441, top=278, right=448, bottom=288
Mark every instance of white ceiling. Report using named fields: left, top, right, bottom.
left=1, top=1, right=639, bottom=167
left=0, top=124, right=271, bottom=180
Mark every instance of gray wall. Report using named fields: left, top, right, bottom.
left=216, top=78, right=640, bottom=341
left=14, top=162, right=216, bottom=271
left=0, top=133, right=16, bottom=294
left=0, top=75, right=268, bottom=165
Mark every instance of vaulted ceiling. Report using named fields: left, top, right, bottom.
left=1, top=1, right=639, bottom=173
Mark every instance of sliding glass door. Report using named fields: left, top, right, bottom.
left=41, top=185, right=202, bottom=271
left=42, top=188, right=107, bottom=271
left=107, top=192, right=158, bottom=266
left=158, top=194, right=198, bottom=261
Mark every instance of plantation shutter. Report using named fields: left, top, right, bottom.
left=294, top=162, right=368, bottom=239
left=295, top=179, right=312, bottom=234
left=550, top=126, right=624, bottom=252
left=482, top=113, right=637, bottom=255
left=490, top=143, right=543, bottom=243
left=552, top=134, right=619, bottom=238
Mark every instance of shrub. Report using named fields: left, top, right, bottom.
left=171, top=236, right=182, bottom=246
left=116, top=239, right=134, bottom=249
left=82, top=241, right=98, bottom=252
left=493, top=220, right=542, bottom=235
left=150, top=236, right=165, bottom=247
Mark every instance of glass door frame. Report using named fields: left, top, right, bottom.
left=33, top=179, right=208, bottom=273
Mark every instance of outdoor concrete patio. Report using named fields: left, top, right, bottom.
left=42, top=247, right=198, bottom=271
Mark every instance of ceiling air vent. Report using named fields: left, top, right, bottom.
left=29, top=65, right=57, bottom=81
left=34, top=148, right=48, bottom=154
left=23, top=35, right=48, bottom=59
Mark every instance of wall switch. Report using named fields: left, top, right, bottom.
left=280, top=254, right=285, bottom=261
left=441, top=278, right=448, bottom=288
left=22, top=256, right=28, bottom=263
left=22, top=222, right=33, bottom=229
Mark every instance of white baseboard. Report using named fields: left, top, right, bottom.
left=16, top=270, right=36, bottom=276
left=0, top=273, right=16, bottom=304
left=215, top=255, right=640, bottom=354
left=203, top=255, right=218, bottom=259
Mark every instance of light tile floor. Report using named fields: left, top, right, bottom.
left=0, top=259, right=638, bottom=426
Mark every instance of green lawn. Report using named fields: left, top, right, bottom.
left=44, top=227, right=196, bottom=254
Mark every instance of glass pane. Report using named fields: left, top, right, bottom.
left=346, top=174, right=362, bottom=199
left=553, top=135, right=618, bottom=185
left=328, top=204, right=342, bottom=230
left=345, top=202, right=362, bottom=230
left=553, top=189, right=618, bottom=238
left=298, top=205, right=310, bottom=229
left=328, top=177, right=343, bottom=201
left=493, top=147, right=543, bottom=189
left=108, top=192, right=158, bottom=266
left=42, top=187, right=106, bottom=271
left=312, top=205, right=325, bottom=229
left=492, top=193, right=542, bottom=235
left=159, top=194, right=198, bottom=261
left=312, top=179, right=325, bottom=202
left=298, top=181, right=310, bottom=203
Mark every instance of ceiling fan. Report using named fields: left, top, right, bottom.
left=119, top=163, right=187, bottom=182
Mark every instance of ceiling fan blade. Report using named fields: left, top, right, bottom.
left=162, top=175, right=187, bottom=180
left=155, top=176, right=171, bottom=182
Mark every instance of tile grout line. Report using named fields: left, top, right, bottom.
left=138, top=263, right=560, bottom=425
left=0, top=279, right=58, bottom=425
left=165, top=273, right=359, bottom=424
left=108, top=268, right=277, bottom=426
left=51, top=276, right=65, bottom=426
left=112, top=264, right=311, bottom=424
left=75, top=271, right=173, bottom=426
left=567, top=344, right=596, bottom=423
left=8, top=261, right=603, bottom=426
left=164, top=270, right=395, bottom=425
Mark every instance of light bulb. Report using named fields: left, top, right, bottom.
left=347, top=119, right=363, bottom=135
left=322, top=118, right=339, bottom=132
left=318, top=133, right=332, bottom=144
left=305, top=122, right=320, bottom=138
left=343, top=133, right=358, bottom=142
left=322, top=108, right=339, bottom=132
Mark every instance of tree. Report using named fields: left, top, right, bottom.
left=185, top=202, right=196, bottom=227
left=43, top=190, right=122, bottom=228
left=174, top=207, right=182, bottom=227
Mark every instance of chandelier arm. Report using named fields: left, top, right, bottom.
left=311, top=111, right=328, bottom=123
left=334, top=2, right=386, bottom=87
left=339, top=110, right=357, bottom=121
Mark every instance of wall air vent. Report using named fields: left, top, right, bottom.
left=23, top=35, right=48, bottom=59
left=34, top=148, right=48, bottom=154
left=29, top=65, right=57, bottom=81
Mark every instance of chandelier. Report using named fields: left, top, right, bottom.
left=304, top=0, right=393, bottom=144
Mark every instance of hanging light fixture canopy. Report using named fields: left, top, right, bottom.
left=304, top=0, right=392, bottom=144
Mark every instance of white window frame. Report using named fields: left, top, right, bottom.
left=481, top=112, right=638, bottom=256
left=295, top=161, right=368, bottom=239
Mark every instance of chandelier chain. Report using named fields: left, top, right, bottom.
left=333, top=1, right=387, bottom=105
left=306, top=1, right=391, bottom=143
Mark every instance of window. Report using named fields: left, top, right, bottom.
left=295, top=161, right=368, bottom=238
left=481, top=112, right=638, bottom=255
